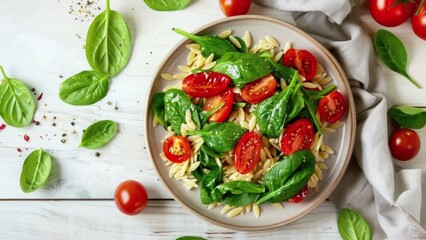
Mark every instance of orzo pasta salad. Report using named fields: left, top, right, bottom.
left=151, top=28, right=346, bottom=218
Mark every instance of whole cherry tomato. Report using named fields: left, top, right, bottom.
left=389, top=128, right=421, bottom=161
left=369, top=0, right=416, bottom=27
left=412, top=1, right=426, bottom=40
left=114, top=180, right=148, bottom=216
left=219, top=0, right=251, bottom=17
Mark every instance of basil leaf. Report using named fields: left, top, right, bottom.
left=145, top=0, right=191, bottom=11
left=388, top=105, right=426, bottom=129
left=86, top=0, right=131, bottom=77
left=20, top=148, right=52, bottom=193
left=176, top=237, right=207, bottom=240
left=338, top=208, right=371, bottom=240
left=174, top=28, right=237, bottom=59
left=0, top=66, right=36, bottom=128
left=59, top=71, right=108, bottom=106
left=374, top=29, right=421, bottom=88
left=195, top=122, right=245, bottom=153
left=80, top=120, right=118, bottom=149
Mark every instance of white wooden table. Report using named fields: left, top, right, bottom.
left=0, top=1, right=424, bottom=239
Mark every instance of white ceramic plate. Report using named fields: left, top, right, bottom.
left=145, top=15, right=356, bottom=230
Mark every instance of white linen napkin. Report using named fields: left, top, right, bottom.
left=253, top=0, right=426, bottom=239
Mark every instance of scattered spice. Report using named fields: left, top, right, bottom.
left=71, top=122, right=75, bottom=126
left=95, top=152, right=101, bottom=157
left=0, top=123, right=6, bottom=131
left=31, top=88, right=35, bottom=92
left=37, top=92, right=44, bottom=101
left=59, top=75, right=63, bottom=78
left=17, top=148, right=22, bottom=153
left=68, top=0, right=99, bottom=22
left=61, top=139, right=67, bottom=144
left=62, top=133, right=67, bottom=137
left=24, top=134, right=30, bottom=142
left=52, top=123, right=57, bottom=127
left=34, top=121, right=40, bottom=126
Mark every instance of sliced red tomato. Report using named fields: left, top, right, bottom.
left=163, top=136, right=191, bottom=163
left=241, top=74, right=278, bottom=104
left=203, top=88, right=234, bottom=122
left=288, top=185, right=308, bottom=203
left=282, top=48, right=317, bottom=81
left=281, top=118, right=315, bottom=156
left=318, top=90, right=346, bottom=124
left=234, top=132, right=261, bottom=174
left=182, top=71, right=231, bottom=98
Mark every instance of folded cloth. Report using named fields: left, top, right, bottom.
left=253, top=0, right=426, bottom=239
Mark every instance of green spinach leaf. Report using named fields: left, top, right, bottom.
left=211, top=181, right=264, bottom=207
left=199, top=145, right=220, bottom=169
left=163, top=89, right=200, bottom=135
left=374, top=29, right=421, bottom=88
left=151, top=92, right=168, bottom=127
left=176, top=237, right=207, bottom=240
left=59, top=70, right=108, bottom=106
left=80, top=120, right=118, bottom=149
left=388, top=105, right=426, bottom=129
left=213, top=52, right=272, bottom=88
left=20, top=148, right=52, bottom=193
left=174, top=28, right=237, bottom=59
left=256, top=150, right=315, bottom=205
left=195, top=122, right=245, bottom=153
left=86, top=0, right=131, bottom=77
left=0, top=66, right=36, bottom=128
left=338, top=208, right=371, bottom=240
left=144, top=0, right=191, bottom=11
left=200, top=165, right=222, bottom=205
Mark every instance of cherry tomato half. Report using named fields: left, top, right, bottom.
left=369, top=0, right=416, bottom=27
left=219, top=0, right=251, bottom=17
left=182, top=71, right=231, bottom=98
left=389, top=128, right=421, bottom=161
left=241, top=74, right=278, bottom=104
left=234, top=132, right=261, bottom=174
left=412, top=2, right=426, bottom=40
left=203, top=88, right=234, bottom=122
left=318, top=91, right=346, bottom=124
left=281, top=118, right=315, bottom=156
left=163, top=136, right=191, bottom=163
left=114, top=180, right=148, bottom=216
left=282, top=48, right=317, bottom=81
left=288, top=185, right=308, bottom=203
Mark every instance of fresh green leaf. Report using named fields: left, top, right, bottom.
left=195, top=122, right=245, bottom=153
left=256, top=150, right=315, bottom=205
left=86, top=0, right=131, bottom=77
left=145, top=0, right=191, bottom=11
left=80, top=120, right=118, bottom=149
left=163, top=89, right=200, bottom=135
left=151, top=92, right=168, bottom=127
left=200, top=165, right=222, bottom=205
left=211, top=181, right=264, bottom=206
left=338, top=208, right=371, bottom=240
left=374, top=29, right=421, bottom=88
left=59, top=71, right=108, bottom=106
left=388, top=105, right=426, bottom=129
left=0, top=66, right=36, bottom=128
left=176, top=237, right=207, bottom=240
left=20, top=148, right=52, bottom=193
left=213, top=52, right=272, bottom=88
left=174, top=28, right=237, bottom=59
left=199, top=145, right=220, bottom=169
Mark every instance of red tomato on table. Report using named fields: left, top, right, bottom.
left=241, top=74, right=278, bottom=104
left=114, top=180, right=148, bottom=216
left=369, top=0, right=416, bottom=27
left=281, top=119, right=315, bottom=156
left=203, top=88, right=234, bottom=122
left=219, top=0, right=251, bottom=17
left=412, top=2, right=426, bottom=40
left=182, top=71, right=231, bottom=98
left=282, top=48, right=317, bottom=81
left=234, top=132, right=261, bottom=174
left=163, top=136, right=191, bottom=163
left=389, top=128, right=421, bottom=161
left=318, top=91, right=346, bottom=124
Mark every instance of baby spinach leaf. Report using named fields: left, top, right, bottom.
left=163, top=89, right=200, bottom=135
left=145, top=0, right=191, bottom=11
left=267, top=58, right=298, bottom=84
left=199, top=145, right=220, bottom=169
left=176, top=237, right=207, bottom=240
left=195, top=122, right=245, bottom=153
left=80, top=120, right=118, bottom=149
left=59, top=71, right=108, bottom=106
left=200, top=165, right=222, bottom=205
left=20, top=148, right=52, bottom=193
left=374, top=29, right=421, bottom=89
left=173, top=28, right=237, bottom=59
left=0, top=66, right=36, bottom=128
left=338, top=208, right=371, bottom=240
left=213, top=52, right=272, bottom=88
left=211, top=181, right=264, bottom=206
left=86, top=0, right=131, bottom=77
left=256, top=150, right=315, bottom=205
left=388, top=105, right=426, bottom=129
left=151, top=92, right=168, bottom=128
left=215, top=181, right=265, bottom=195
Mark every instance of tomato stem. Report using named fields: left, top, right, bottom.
left=415, top=0, right=426, bottom=15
